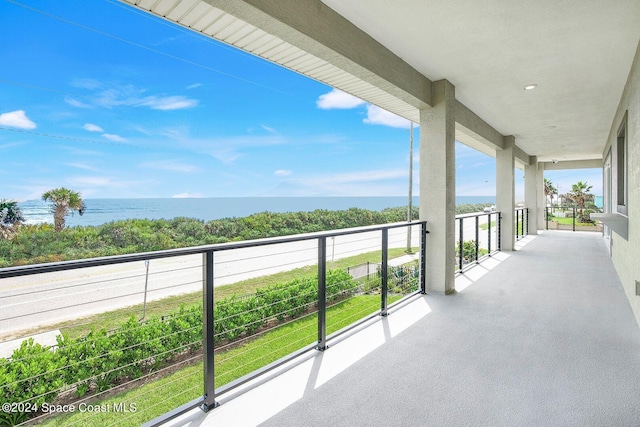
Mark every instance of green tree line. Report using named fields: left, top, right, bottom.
left=0, top=207, right=417, bottom=267
left=0, top=203, right=494, bottom=268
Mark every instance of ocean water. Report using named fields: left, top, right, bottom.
left=594, top=196, right=603, bottom=208
left=18, top=196, right=496, bottom=227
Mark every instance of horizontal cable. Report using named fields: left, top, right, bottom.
left=214, top=309, right=317, bottom=355
left=0, top=280, right=202, bottom=322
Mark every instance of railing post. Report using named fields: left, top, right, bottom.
left=458, top=217, right=464, bottom=270
left=498, top=213, right=502, bottom=251
left=202, top=250, right=218, bottom=411
left=475, top=215, right=479, bottom=262
left=487, top=213, right=492, bottom=253
left=381, top=229, right=388, bottom=316
left=317, top=237, right=328, bottom=351
left=518, top=209, right=522, bottom=238
left=525, top=208, right=529, bottom=236
left=520, top=209, right=523, bottom=238
left=420, top=222, right=427, bottom=294
left=573, top=207, right=576, bottom=232
left=546, top=207, right=549, bottom=230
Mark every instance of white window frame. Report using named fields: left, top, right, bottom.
left=616, top=111, right=628, bottom=216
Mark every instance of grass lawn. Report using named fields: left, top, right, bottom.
left=51, top=247, right=416, bottom=340
left=479, top=221, right=497, bottom=231
left=40, top=295, right=399, bottom=427
left=551, top=217, right=596, bottom=226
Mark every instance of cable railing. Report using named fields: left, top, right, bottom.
left=0, top=221, right=426, bottom=427
left=455, top=210, right=501, bottom=272
left=545, top=205, right=603, bottom=232
left=515, top=207, right=528, bottom=241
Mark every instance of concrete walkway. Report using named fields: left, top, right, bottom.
left=170, top=231, right=640, bottom=427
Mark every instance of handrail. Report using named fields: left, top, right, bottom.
left=455, top=210, right=501, bottom=272
left=544, top=205, right=603, bottom=232
left=515, top=207, right=528, bottom=241
left=0, top=220, right=426, bottom=279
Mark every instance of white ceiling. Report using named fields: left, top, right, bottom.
left=321, top=0, right=640, bottom=162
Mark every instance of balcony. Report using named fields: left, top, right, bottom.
left=2, top=216, right=639, bottom=426
left=167, top=230, right=640, bottom=426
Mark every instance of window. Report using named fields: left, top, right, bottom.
left=616, top=111, right=628, bottom=215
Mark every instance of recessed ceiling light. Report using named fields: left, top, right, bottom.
left=523, top=84, right=537, bottom=90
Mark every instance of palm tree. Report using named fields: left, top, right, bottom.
left=0, top=199, right=24, bottom=239
left=42, top=188, right=86, bottom=232
left=567, top=181, right=594, bottom=222
left=543, top=178, right=557, bottom=210
left=0, top=199, right=24, bottom=226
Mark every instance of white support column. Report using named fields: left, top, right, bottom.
left=524, top=156, right=539, bottom=235
left=419, top=80, right=456, bottom=294
left=537, top=164, right=545, bottom=230
left=496, top=136, right=515, bottom=250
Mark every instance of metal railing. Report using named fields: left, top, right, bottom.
left=455, top=211, right=501, bottom=272
left=515, top=207, right=528, bottom=241
left=545, top=206, right=603, bottom=232
left=0, top=221, right=426, bottom=427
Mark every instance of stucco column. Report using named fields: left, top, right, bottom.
left=496, top=136, right=515, bottom=250
left=524, top=156, right=539, bottom=235
left=419, top=79, right=456, bottom=294
left=537, top=164, right=545, bottom=230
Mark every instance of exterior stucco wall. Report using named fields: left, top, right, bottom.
left=606, top=41, right=640, bottom=327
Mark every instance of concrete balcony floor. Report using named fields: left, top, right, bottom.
left=170, top=231, right=640, bottom=427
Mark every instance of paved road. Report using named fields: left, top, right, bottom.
left=0, top=226, right=422, bottom=340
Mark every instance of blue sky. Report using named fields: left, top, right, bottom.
left=0, top=0, right=600, bottom=201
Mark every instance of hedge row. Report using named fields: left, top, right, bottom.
left=215, top=269, right=355, bottom=341
left=0, top=269, right=356, bottom=425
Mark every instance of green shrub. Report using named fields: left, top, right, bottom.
left=0, top=339, right=67, bottom=425
left=0, top=269, right=357, bottom=424
left=456, top=240, right=488, bottom=264
left=214, top=269, right=356, bottom=342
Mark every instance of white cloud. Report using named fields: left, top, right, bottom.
left=0, top=141, right=26, bottom=150
left=70, top=81, right=198, bottom=111
left=313, top=169, right=408, bottom=185
left=363, top=105, right=412, bottom=129
left=264, top=168, right=409, bottom=196
left=262, top=124, right=276, bottom=134
left=274, top=169, right=292, bottom=176
left=66, top=162, right=98, bottom=171
left=316, top=89, right=417, bottom=129
left=102, top=133, right=127, bottom=142
left=136, top=95, right=198, bottom=110
left=65, top=97, right=92, bottom=109
left=174, top=134, right=285, bottom=165
left=70, top=78, right=103, bottom=90
left=140, top=160, right=199, bottom=173
left=53, top=175, right=155, bottom=199
left=172, top=192, right=203, bottom=198
left=69, top=176, right=113, bottom=186
left=186, top=83, right=202, bottom=90
left=0, top=110, right=36, bottom=129
left=83, top=123, right=104, bottom=132
left=263, top=169, right=408, bottom=197
left=316, top=89, right=366, bottom=109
